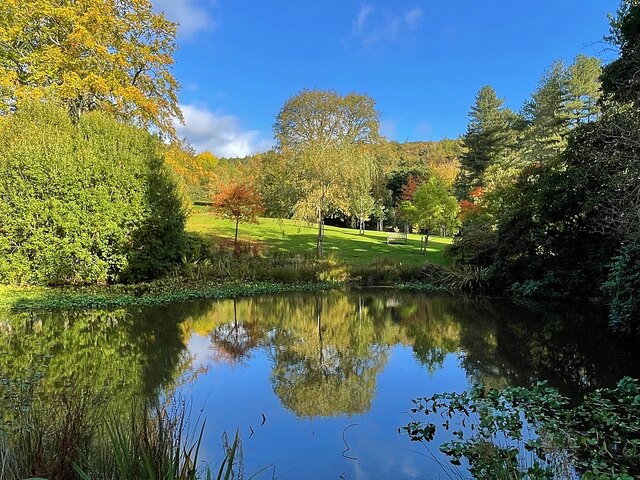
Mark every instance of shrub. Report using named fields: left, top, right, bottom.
left=446, top=213, right=497, bottom=268
left=348, top=257, right=424, bottom=285
left=0, top=102, right=187, bottom=285
left=603, top=240, right=640, bottom=334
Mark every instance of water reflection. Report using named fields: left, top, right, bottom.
left=1, top=291, right=639, bottom=478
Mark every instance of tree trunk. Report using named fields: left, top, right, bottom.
left=422, top=230, right=430, bottom=255
left=234, top=219, right=239, bottom=255
left=316, top=208, right=324, bottom=258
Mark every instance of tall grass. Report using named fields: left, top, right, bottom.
left=0, top=383, right=242, bottom=480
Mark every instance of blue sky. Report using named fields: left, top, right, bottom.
left=152, top=1, right=620, bottom=157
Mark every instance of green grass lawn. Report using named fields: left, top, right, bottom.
left=187, top=213, right=452, bottom=266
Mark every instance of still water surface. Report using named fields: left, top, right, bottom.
left=2, top=290, right=639, bottom=479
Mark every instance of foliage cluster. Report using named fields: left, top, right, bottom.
left=0, top=0, right=181, bottom=136
left=0, top=102, right=187, bottom=286
left=403, top=377, right=640, bottom=479
left=448, top=1, right=640, bottom=331
left=0, top=377, right=240, bottom=480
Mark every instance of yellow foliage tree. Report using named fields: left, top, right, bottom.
left=0, top=0, right=181, bottom=136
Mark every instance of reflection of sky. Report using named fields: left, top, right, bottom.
left=178, top=333, right=473, bottom=480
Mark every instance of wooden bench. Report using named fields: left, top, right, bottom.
left=386, top=232, right=407, bottom=244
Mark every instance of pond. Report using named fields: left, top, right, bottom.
left=1, top=290, right=639, bottom=479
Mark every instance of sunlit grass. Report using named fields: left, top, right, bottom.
left=187, top=213, right=452, bottom=266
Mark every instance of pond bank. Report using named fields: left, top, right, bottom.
left=0, top=280, right=341, bottom=311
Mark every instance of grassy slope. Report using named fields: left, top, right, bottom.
left=0, top=216, right=452, bottom=311
left=187, top=213, right=452, bottom=266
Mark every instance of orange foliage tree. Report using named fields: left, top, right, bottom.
left=211, top=183, right=264, bottom=251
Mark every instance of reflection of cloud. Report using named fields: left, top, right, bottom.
left=175, top=104, right=273, bottom=158
left=152, top=0, right=217, bottom=38
left=350, top=4, right=423, bottom=47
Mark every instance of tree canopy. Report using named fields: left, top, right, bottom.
left=0, top=0, right=181, bottom=136
left=274, top=89, right=379, bottom=151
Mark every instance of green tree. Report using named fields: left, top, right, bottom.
left=411, top=177, right=460, bottom=252
left=274, top=89, right=379, bottom=151
left=566, top=54, right=602, bottom=123
left=521, top=61, right=571, bottom=164
left=0, top=0, right=181, bottom=136
left=455, top=86, right=514, bottom=199
left=250, top=150, right=300, bottom=219
left=274, top=89, right=381, bottom=256
left=601, top=0, right=640, bottom=106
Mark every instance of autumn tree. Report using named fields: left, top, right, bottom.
left=165, top=142, right=218, bottom=201
left=211, top=183, right=264, bottom=252
left=0, top=0, right=181, bottom=136
left=274, top=89, right=381, bottom=256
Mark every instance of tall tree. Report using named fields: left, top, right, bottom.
left=274, top=89, right=379, bottom=151
left=601, top=0, right=640, bottom=106
left=455, top=86, right=513, bottom=199
left=567, top=54, right=602, bottom=123
left=0, top=0, right=181, bottom=136
left=274, top=89, right=381, bottom=256
left=522, top=61, right=571, bottom=164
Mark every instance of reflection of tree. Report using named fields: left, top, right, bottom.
left=210, top=299, right=265, bottom=364
left=446, top=297, right=640, bottom=397
left=269, top=295, right=388, bottom=417
left=4, top=288, right=636, bottom=436
left=0, top=305, right=192, bottom=427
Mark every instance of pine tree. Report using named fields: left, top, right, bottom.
left=601, top=0, right=640, bottom=105
left=521, top=61, right=571, bottom=164
left=566, top=54, right=602, bottom=124
left=455, top=86, right=513, bottom=199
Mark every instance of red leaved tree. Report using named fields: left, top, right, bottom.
left=211, top=183, right=264, bottom=252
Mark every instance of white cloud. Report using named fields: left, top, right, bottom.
left=175, top=104, right=273, bottom=158
left=404, top=8, right=423, bottom=30
left=152, top=0, right=217, bottom=38
left=350, top=5, right=423, bottom=47
left=353, top=5, right=373, bottom=35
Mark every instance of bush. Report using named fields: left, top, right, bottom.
left=603, top=241, right=640, bottom=334
left=348, top=257, right=425, bottom=285
left=0, top=102, right=187, bottom=285
left=447, top=216, right=498, bottom=267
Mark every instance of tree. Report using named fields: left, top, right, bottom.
left=274, top=89, right=381, bottom=256
left=274, top=89, right=379, bottom=151
left=601, top=0, right=640, bottom=106
left=411, top=177, right=460, bottom=252
left=455, top=86, right=514, bottom=199
left=522, top=61, right=571, bottom=164
left=348, top=178, right=376, bottom=235
left=250, top=149, right=300, bottom=219
left=566, top=54, right=602, bottom=124
left=165, top=143, right=218, bottom=202
left=0, top=0, right=181, bottom=136
left=211, top=183, right=264, bottom=252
